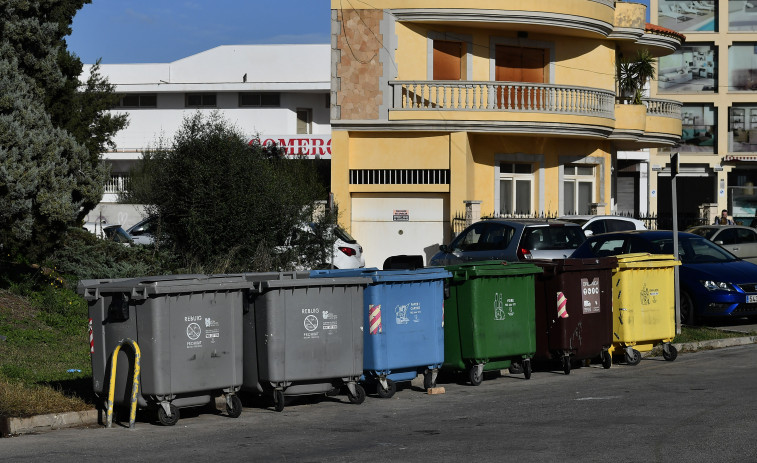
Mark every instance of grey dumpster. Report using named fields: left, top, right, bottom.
left=79, top=274, right=250, bottom=426
left=242, top=272, right=371, bottom=410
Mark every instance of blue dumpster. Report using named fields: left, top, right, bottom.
left=311, top=268, right=451, bottom=397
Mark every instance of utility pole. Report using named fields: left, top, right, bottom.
left=671, top=152, right=681, bottom=335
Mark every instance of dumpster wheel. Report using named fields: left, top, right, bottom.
left=274, top=390, right=285, bottom=412
left=624, top=349, right=642, bottom=366
left=423, top=371, right=436, bottom=390
left=157, top=404, right=180, bottom=426
left=562, top=356, right=571, bottom=375
left=523, top=359, right=532, bottom=380
left=468, top=364, right=483, bottom=386
left=376, top=379, right=396, bottom=399
left=348, top=384, right=366, bottom=404
left=226, top=394, right=242, bottom=418
left=601, top=350, right=612, bottom=369
left=662, top=343, right=678, bottom=362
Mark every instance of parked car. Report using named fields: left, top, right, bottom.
left=428, top=219, right=586, bottom=266
left=558, top=215, right=646, bottom=237
left=102, top=225, right=133, bottom=245
left=126, top=217, right=156, bottom=245
left=570, top=230, right=757, bottom=325
left=287, top=224, right=365, bottom=269
left=686, top=225, right=757, bottom=265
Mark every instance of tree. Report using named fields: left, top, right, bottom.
left=0, top=0, right=127, bottom=260
left=126, top=112, right=335, bottom=272
left=618, top=49, right=657, bottom=105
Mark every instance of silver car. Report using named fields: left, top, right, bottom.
left=429, top=219, right=586, bottom=266
left=686, top=225, right=757, bottom=264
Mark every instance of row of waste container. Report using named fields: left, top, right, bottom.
left=78, top=253, right=680, bottom=426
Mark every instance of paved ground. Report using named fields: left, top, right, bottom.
left=3, top=344, right=757, bottom=462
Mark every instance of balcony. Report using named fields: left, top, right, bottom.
left=387, top=0, right=617, bottom=39
left=386, top=80, right=616, bottom=138
left=610, top=97, right=683, bottom=149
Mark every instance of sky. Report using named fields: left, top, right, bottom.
left=67, top=0, right=331, bottom=64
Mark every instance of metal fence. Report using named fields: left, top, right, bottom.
left=451, top=211, right=709, bottom=237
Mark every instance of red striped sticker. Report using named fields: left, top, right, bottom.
left=369, top=304, right=382, bottom=335
left=88, top=318, right=94, bottom=354
left=557, top=292, right=569, bottom=319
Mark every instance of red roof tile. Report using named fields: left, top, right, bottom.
left=645, top=23, right=686, bottom=42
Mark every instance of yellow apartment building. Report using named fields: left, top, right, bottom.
left=331, top=0, right=684, bottom=267
left=650, top=0, right=757, bottom=226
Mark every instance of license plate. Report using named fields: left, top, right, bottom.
left=747, top=295, right=757, bottom=303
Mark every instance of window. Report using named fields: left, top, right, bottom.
left=499, top=163, right=533, bottom=214
left=119, top=94, right=157, bottom=108
left=658, top=0, right=715, bottom=33
left=563, top=164, right=594, bottom=215
left=186, top=93, right=216, bottom=107
left=657, top=44, right=716, bottom=94
left=239, top=92, right=280, bottom=107
left=433, top=40, right=462, bottom=80
left=296, top=108, right=312, bottom=134
left=663, top=104, right=715, bottom=153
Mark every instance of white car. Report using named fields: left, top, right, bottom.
left=558, top=215, right=646, bottom=237
left=126, top=217, right=156, bottom=245
left=286, top=224, right=366, bottom=269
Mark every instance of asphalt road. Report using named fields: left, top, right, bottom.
left=3, top=345, right=757, bottom=462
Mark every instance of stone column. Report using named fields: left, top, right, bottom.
left=464, top=200, right=482, bottom=226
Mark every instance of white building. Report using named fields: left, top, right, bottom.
left=84, top=44, right=331, bottom=229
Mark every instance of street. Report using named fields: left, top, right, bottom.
left=2, top=345, right=756, bottom=462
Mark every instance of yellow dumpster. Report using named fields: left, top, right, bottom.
left=608, top=253, right=681, bottom=365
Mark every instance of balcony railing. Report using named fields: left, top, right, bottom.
left=391, top=81, right=615, bottom=118
left=642, top=98, right=682, bottom=119
left=105, top=175, right=129, bottom=194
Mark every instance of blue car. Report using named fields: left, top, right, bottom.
left=570, top=230, right=757, bottom=325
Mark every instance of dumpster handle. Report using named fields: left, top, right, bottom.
left=105, top=338, right=141, bottom=430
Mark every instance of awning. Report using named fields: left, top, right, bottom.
left=723, top=155, right=757, bottom=162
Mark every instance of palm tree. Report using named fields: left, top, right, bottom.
left=618, top=49, right=657, bottom=104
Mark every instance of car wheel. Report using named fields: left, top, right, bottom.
left=680, top=291, right=696, bottom=326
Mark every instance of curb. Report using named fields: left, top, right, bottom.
left=0, top=409, right=99, bottom=437
left=644, top=335, right=757, bottom=357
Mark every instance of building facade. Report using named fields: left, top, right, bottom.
left=84, top=44, right=331, bottom=229
left=331, top=1, right=684, bottom=268
left=650, top=0, right=757, bottom=225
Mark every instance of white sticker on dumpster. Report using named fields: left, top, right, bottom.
left=494, top=293, right=505, bottom=320
left=395, top=304, right=410, bottom=325
left=322, top=310, right=338, bottom=332
left=581, top=278, right=601, bottom=314
left=187, top=322, right=201, bottom=340
left=408, top=302, right=421, bottom=323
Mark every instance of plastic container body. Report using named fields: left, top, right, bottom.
left=532, top=257, right=616, bottom=363
left=442, top=261, right=541, bottom=376
left=610, top=253, right=680, bottom=354
left=310, top=268, right=450, bottom=387
left=80, top=275, right=248, bottom=410
left=242, top=274, right=370, bottom=398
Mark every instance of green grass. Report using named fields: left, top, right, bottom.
left=674, top=325, right=756, bottom=344
left=0, top=271, right=95, bottom=418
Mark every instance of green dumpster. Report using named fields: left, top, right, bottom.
left=443, top=261, right=541, bottom=385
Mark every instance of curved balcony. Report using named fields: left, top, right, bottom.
left=381, top=80, right=616, bottom=138
left=388, top=0, right=616, bottom=39
left=610, top=97, right=683, bottom=149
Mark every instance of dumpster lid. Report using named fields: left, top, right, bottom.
left=309, top=267, right=452, bottom=283
left=615, top=253, right=681, bottom=268
left=531, top=256, right=618, bottom=272
left=446, top=260, right=542, bottom=279
left=253, top=275, right=372, bottom=291
left=91, top=274, right=254, bottom=299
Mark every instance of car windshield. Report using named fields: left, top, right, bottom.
left=521, top=226, right=585, bottom=251
left=686, top=227, right=718, bottom=239
left=334, top=226, right=357, bottom=244
left=651, top=236, right=737, bottom=263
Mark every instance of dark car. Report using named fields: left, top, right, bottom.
left=570, top=230, right=757, bottom=324
left=429, top=219, right=586, bottom=266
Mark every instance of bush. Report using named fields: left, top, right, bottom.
left=123, top=112, right=336, bottom=272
